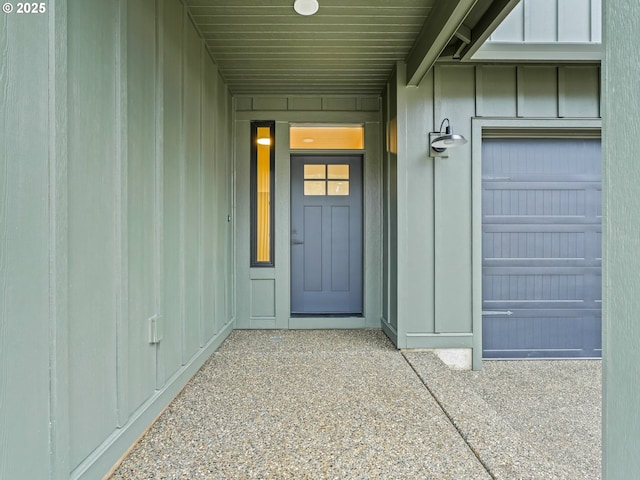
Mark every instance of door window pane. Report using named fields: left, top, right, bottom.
left=304, top=164, right=326, bottom=179
left=304, top=181, right=326, bottom=196
left=328, top=164, right=349, bottom=179
left=328, top=181, right=349, bottom=196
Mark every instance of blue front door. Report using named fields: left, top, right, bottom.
left=290, top=155, right=363, bottom=315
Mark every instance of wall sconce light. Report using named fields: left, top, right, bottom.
left=294, top=0, right=319, bottom=16
left=429, top=118, right=467, bottom=158
left=257, top=137, right=271, bottom=146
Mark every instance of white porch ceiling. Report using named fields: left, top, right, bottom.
left=184, top=0, right=519, bottom=96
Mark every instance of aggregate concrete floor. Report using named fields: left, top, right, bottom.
left=110, top=330, right=601, bottom=480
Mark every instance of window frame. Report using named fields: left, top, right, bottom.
left=250, top=120, right=276, bottom=267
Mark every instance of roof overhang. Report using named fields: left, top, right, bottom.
left=406, top=0, right=521, bottom=86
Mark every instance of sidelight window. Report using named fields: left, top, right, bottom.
left=251, top=121, right=275, bottom=266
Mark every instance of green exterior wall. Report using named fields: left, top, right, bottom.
left=602, top=1, right=640, bottom=478
left=489, top=0, right=601, bottom=43
left=475, top=0, right=601, bottom=61
left=489, top=0, right=602, bottom=44
left=1, top=1, right=234, bottom=478
left=233, top=97, right=382, bottom=330
left=382, top=62, right=602, bottom=367
left=0, top=6, right=52, bottom=480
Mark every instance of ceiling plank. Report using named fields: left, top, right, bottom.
left=405, top=0, right=477, bottom=86
left=184, top=0, right=508, bottom=96
left=197, top=24, right=422, bottom=34
left=185, top=0, right=430, bottom=7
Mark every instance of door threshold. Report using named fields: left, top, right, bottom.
left=289, top=316, right=368, bottom=329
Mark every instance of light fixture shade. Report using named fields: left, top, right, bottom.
left=294, top=0, right=319, bottom=16
left=429, top=118, right=467, bottom=155
left=431, top=133, right=467, bottom=149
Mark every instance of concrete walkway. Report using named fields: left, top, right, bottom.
left=110, top=330, right=601, bottom=479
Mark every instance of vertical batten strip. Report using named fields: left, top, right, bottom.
left=432, top=65, right=443, bottom=334
left=558, top=66, right=567, bottom=118
left=115, top=0, right=129, bottom=428
left=553, top=0, right=566, bottom=42
left=516, top=66, right=524, bottom=117
left=521, top=0, right=527, bottom=42
left=199, top=38, right=206, bottom=347
left=178, top=3, right=187, bottom=365
left=210, top=57, right=220, bottom=337
left=228, top=92, right=236, bottom=327
left=476, top=66, right=484, bottom=117
left=216, top=60, right=224, bottom=329
left=154, top=0, right=164, bottom=389
left=591, top=0, right=602, bottom=43
left=555, top=66, right=560, bottom=118
left=49, top=0, right=71, bottom=477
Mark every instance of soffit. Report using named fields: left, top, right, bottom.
left=184, top=0, right=517, bottom=96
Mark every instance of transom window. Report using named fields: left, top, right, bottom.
left=290, top=124, right=364, bottom=150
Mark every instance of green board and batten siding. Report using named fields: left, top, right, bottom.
left=489, top=0, right=601, bottom=43
left=1, top=1, right=234, bottom=478
left=0, top=7, right=52, bottom=480
left=67, top=0, right=119, bottom=468
left=382, top=62, right=601, bottom=367
left=602, top=0, right=640, bottom=478
left=474, top=0, right=601, bottom=61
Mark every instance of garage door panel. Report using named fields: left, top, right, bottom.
left=483, top=184, right=600, bottom=219
left=483, top=227, right=601, bottom=267
left=483, top=230, right=595, bottom=262
left=482, top=138, right=601, bottom=358
left=483, top=310, right=601, bottom=358
left=484, top=271, right=598, bottom=303
left=483, top=138, right=600, bottom=177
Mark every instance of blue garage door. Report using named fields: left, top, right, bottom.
left=482, top=138, right=601, bottom=359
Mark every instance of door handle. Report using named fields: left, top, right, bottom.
left=291, top=239, right=304, bottom=245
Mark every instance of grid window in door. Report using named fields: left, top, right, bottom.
left=303, top=164, right=350, bottom=196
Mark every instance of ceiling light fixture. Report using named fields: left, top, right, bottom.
left=294, top=0, right=319, bottom=16
left=429, top=118, right=467, bottom=158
